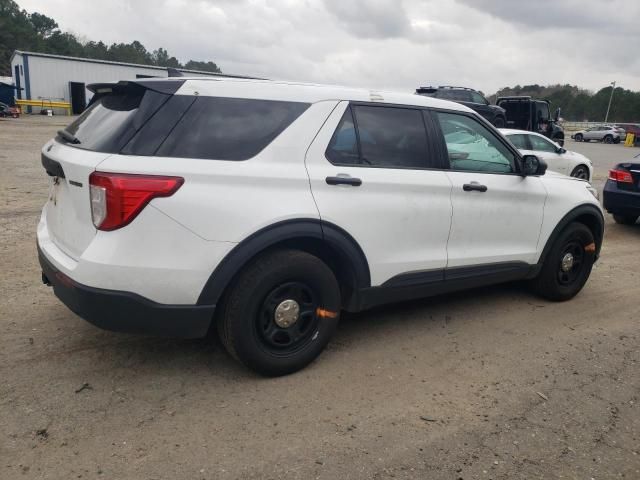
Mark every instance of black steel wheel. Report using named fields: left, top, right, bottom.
left=530, top=222, right=596, bottom=301
left=556, top=240, right=585, bottom=287
left=217, top=249, right=341, bottom=376
left=257, top=281, right=320, bottom=355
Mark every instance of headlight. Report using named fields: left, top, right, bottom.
left=586, top=185, right=599, bottom=200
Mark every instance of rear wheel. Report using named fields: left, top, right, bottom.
left=217, top=249, right=341, bottom=376
left=603, top=135, right=613, bottom=144
left=574, top=133, right=583, bottom=142
left=530, top=222, right=595, bottom=301
left=570, top=165, right=590, bottom=180
left=613, top=214, right=638, bottom=225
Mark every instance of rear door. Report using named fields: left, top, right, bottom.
left=432, top=110, right=547, bottom=267
left=305, top=101, right=453, bottom=286
left=42, top=82, right=171, bottom=259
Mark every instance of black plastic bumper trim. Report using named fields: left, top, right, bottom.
left=38, top=246, right=214, bottom=338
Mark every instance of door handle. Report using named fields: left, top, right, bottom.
left=463, top=182, right=488, bottom=192
left=326, top=176, right=362, bottom=187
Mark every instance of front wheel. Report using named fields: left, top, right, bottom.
left=613, top=214, right=638, bottom=225
left=493, top=117, right=505, bottom=128
left=574, top=133, right=583, bottom=142
left=570, top=165, right=590, bottom=180
left=530, top=222, right=596, bottom=301
left=603, top=135, right=613, bottom=144
left=217, top=249, right=341, bottom=376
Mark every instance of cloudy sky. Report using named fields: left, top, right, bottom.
left=16, top=0, right=640, bottom=95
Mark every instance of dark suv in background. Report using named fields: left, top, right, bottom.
left=497, top=96, right=565, bottom=146
left=416, top=86, right=507, bottom=127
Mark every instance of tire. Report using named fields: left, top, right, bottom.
left=603, top=135, right=613, bottom=144
left=574, top=133, right=583, bottom=142
left=614, top=137, right=621, bottom=144
left=217, top=249, right=341, bottom=376
left=613, top=214, right=638, bottom=225
left=493, top=117, right=505, bottom=128
left=530, top=222, right=596, bottom=301
left=570, top=165, right=590, bottom=180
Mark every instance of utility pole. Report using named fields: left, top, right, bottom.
left=604, top=81, right=616, bottom=124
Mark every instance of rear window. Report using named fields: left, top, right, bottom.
left=155, top=97, right=309, bottom=161
left=60, top=85, right=169, bottom=153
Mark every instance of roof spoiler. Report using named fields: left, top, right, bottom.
left=87, top=79, right=186, bottom=95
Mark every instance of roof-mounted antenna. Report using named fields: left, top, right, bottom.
left=167, top=68, right=184, bottom=78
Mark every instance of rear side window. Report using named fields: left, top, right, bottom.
left=155, top=97, right=309, bottom=161
left=325, top=105, right=431, bottom=170
left=325, top=107, right=359, bottom=165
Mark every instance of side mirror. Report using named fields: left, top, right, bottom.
left=521, top=155, right=547, bottom=176
left=557, top=147, right=567, bottom=154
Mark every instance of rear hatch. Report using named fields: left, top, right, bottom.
left=43, top=80, right=181, bottom=259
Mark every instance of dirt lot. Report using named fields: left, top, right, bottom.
left=1, top=116, right=639, bottom=479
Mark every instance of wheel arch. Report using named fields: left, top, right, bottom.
left=196, top=219, right=371, bottom=311
left=571, top=163, right=592, bottom=180
left=538, top=204, right=604, bottom=265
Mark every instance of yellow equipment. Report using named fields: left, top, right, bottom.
left=15, top=98, right=72, bottom=115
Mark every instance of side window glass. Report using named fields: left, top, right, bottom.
left=528, top=135, right=557, bottom=153
left=507, top=134, right=528, bottom=150
left=435, top=112, right=515, bottom=173
left=325, top=107, right=359, bottom=165
left=470, top=92, right=487, bottom=104
left=352, top=105, right=429, bottom=169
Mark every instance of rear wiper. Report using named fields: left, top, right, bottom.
left=57, top=129, right=81, bottom=144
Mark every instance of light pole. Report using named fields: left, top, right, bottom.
left=604, top=81, right=616, bottom=124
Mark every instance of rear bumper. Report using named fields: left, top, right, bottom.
left=39, top=245, right=215, bottom=338
left=603, top=180, right=640, bottom=216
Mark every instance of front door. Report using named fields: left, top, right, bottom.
left=305, top=101, right=453, bottom=286
left=525, top=133, right=569, bottom=175
left=431, top=110, right=547, bottom=268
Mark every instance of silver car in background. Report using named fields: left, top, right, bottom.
left=571, top=125, right=624, bottom=144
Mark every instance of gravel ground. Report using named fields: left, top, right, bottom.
left=1, top=116, right=639, bottom=479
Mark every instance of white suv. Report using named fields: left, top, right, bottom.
left=38, top=77, right=604, bottom=376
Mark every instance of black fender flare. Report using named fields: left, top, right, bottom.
left=537, top=204, right=604, bottom=267
left=196, top=219, right=371, bottom=306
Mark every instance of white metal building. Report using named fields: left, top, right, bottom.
left=10, top=50, right=230, bottom=114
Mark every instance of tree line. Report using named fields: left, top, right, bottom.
left=0, top=0, right=221, bottom=76
left=490, top=84, right=639, bottom=123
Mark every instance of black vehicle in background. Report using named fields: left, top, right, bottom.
left=603, top=154, right=640, bottom=225
left=497, top=96, right=565, bottom=146
left=416, top=86, right=507, bottom=127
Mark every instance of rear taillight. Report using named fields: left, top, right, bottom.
left=608, top=169, right=633, bottom=183
left=89, top=172, right=184, bottom=231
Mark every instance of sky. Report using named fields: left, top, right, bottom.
left=16, top=0, right=640, bottom=95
